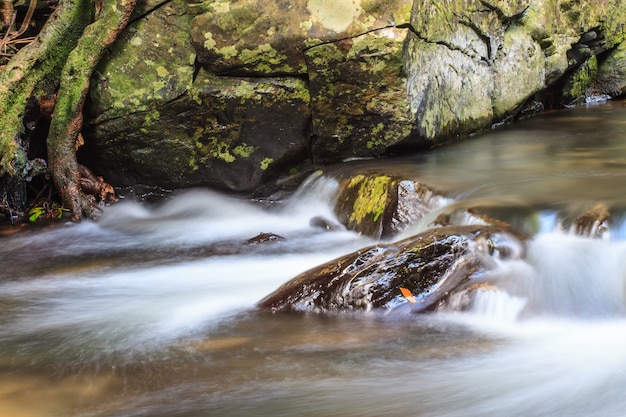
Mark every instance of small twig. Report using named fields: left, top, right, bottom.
left=0, top=10, right=16, bottom=54
left=0, top=0, right=38, bottom=56
left=13, top=0, right=38, bottom=39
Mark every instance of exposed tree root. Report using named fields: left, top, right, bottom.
left=0, top=0, right=134, bottom=221
left=47, top=0, right=135, bottom=219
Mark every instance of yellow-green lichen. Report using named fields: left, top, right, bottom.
left=142, top=110, right=161, bottom=128
left=300, top=20, right=313, bottom=31
left=260, top=157, right=273, bottom=170
left=348, top=174, right=393, bottom=224
left=156, top=66, right=169, bottom=77
left=366, top=123, right=386, bottom=149
left=203, top=32, right=216, bottom=49
left=193, top=126, right=257, bottom=164
left=217, top=7, right=259, bottom=33
left=237, top=43, right=291, bottom=74
left=218, top=45, right=239, bottom=59
left=130, top=36, right=143, bottom=46
left=189, top=155, right=199, bottom=171
left=232, top=144, right=255, bottom=157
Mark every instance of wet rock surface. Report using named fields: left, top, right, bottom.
left=258, top=225, right=525, bottom=313
left=332, top=172, right=449, bottom=239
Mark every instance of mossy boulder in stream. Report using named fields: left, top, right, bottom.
left=589, top=41, right=626, bottom=99
left=333, top=173, right=450, bottom=239
left=258, top=225, right=526, bottom=313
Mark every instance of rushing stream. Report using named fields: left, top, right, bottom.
left=2, top=101, right=626, bottom=417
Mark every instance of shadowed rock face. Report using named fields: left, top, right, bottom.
left=258, top=225, right=525, bottom=313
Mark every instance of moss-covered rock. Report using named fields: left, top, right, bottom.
left=85, top=0, right=626, bottom=197
left=84, top=70, right=311, bottom=191
left=333, top=173, right=447, bottom=238
left=307, top=27, right=419, bottom=162
left=189, top=0, right=412, bottom=76
left=562, top=54, right=599, bottom=104
left=590, top=41, right=626, bottom=98
left=88, top=0, right=195, bottom=121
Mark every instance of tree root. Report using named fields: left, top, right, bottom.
left=47, top=0, right=135, bottom=220
left=0, top=0, right=134, bottom=221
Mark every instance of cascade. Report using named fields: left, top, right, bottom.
left=1, top=103, right=626, bottom=417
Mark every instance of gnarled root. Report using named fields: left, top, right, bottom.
left=78, top=164, right=116, bottom=205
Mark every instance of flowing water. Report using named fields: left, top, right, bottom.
left=2, top=101, right=626, bottom=417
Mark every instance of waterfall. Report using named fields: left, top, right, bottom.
left=457, top=232, right=626, bottom=323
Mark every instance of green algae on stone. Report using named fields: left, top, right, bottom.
left=307, top=27, right=417, bottom=163
left=334, top=174, right=398, bottom=237
left=190, top=0, right=413, bottom=76
left=85, top=69, right=311, bottom=192
left=89, top=0, right=195, bottom=121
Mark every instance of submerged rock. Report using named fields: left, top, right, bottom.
left=258, top=225, right=525, bottom=313
left=245, top=232, right=286, bottom=245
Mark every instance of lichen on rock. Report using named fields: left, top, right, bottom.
left=85, top=69, right=311, bottom=192
left=190, top=0, right=412, bottom=76
left=88, top=0, right=195, bottom=122
left=333, top=172, right=448, bottom=238
left=307, top=27, right=419, bottom=162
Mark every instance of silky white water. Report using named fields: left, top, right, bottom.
left=2, top=102, right=626, bottom=417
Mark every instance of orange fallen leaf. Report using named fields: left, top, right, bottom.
left=400, top=287, right=416, bottom=303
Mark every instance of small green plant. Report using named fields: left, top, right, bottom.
left=28, top=202, right=68, bottom=222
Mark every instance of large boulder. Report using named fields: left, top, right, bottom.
left=85, top=69, right=311, bottom=192
left=404, top=0, right=626, bottom=141
left=83, top=0, right=626, bottom=195
left=306, top=27, right=418, bottom=162
left=258, top=225, right=525, bottom=313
